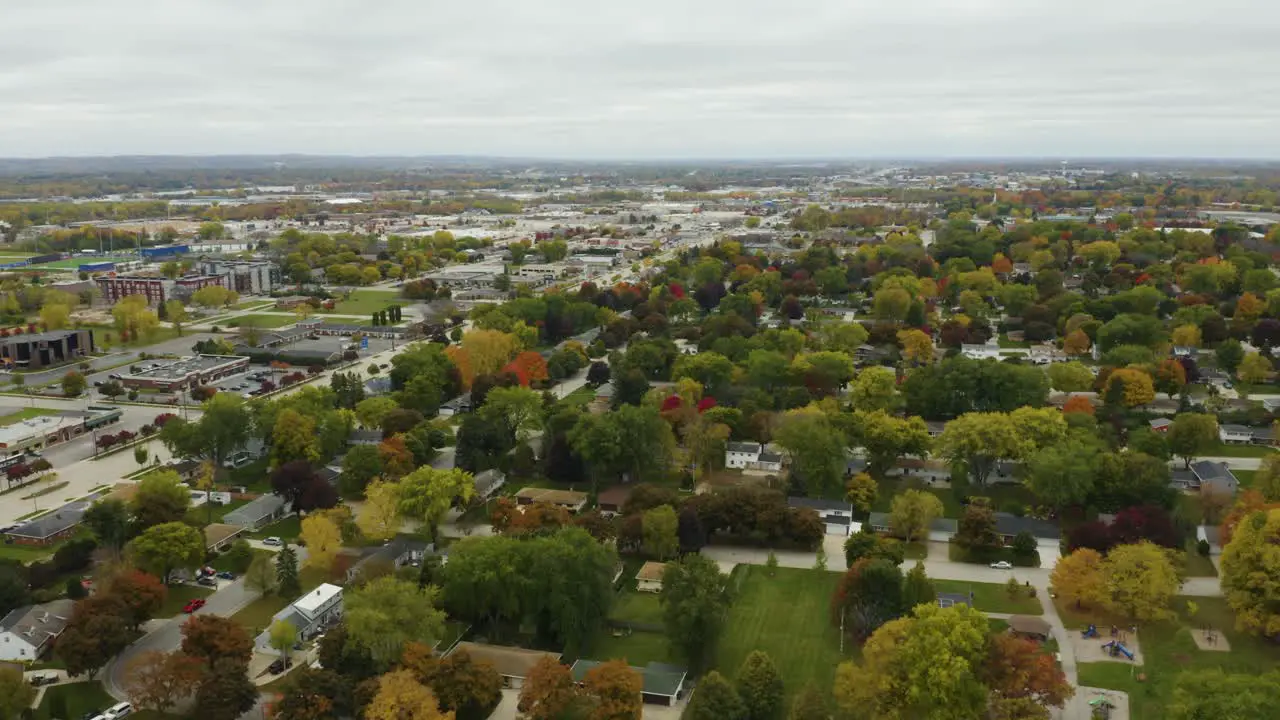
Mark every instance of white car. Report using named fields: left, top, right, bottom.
left=105, top=702, right=134, bottom=718
left=989, top=561, right=1013, bottom=570
left=262, top=536, right=282, bottom=546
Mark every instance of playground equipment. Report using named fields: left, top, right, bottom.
left=1082, top=624, right=1099, bottom=639
left=1101, top=641, right=1135, bottom=660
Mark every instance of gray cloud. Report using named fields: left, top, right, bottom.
left=1, top=0, right=1277, bottom=158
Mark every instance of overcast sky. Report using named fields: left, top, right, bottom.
left=1, top=0, right=1275, bottom=159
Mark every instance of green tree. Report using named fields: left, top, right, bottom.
left=271, top=408, right=320, bottom=466
left=787, top=684, right=829, bottom=720
left=345, top=576, right=446, bottom=664
left=245, top=553, right=278, bottom=595
left=1239, top=352, right=1272, bottom=383
left=164, top=300, right=189, bottom=336
left=339, top=444, right=383, bottom=498
left=1217, top=339, right=1245, bottom=374
left=159, top=393, right=251, bottom=469
left=773, top=408, right=847, bottom=497
left=686, top=671, right=745, bottom=720
left=62, top=370, right=86, bottom=397
left=1167, top=413, right=1219, bottom=469
left=570, top=404, right=675, bottom=492
left=397, top=467, right=475, bottom=538
left=935, top=412, right=1025, bottom=486
left=736, top=651, right=784, bottom=720
left=901, top=561, right=935, bottom=609
left=276, top=544, right=301, bottom=597
left=888, top=490, right=943, bottom=544
left=1045, top=361, right=1094, bottom=393
left=844, top=472, right=878, bottom=514
left=846, top=411, right=931, bottom=477
left=661, top=554, right=730, bottom=673
left=478, top=385, right=544, bottom=442
left=1169, top=669, right=1280, bottom=720
left=127, top=521, right=204, bottom=582
left=355, top=396, right=399, bottom=430
left=131, top=469, right=191, bottom=529
left=848, top=366, right=898, bottom=412
left=832, top=559, right=907, bottom=640
left=0, top=666, right=34, bottom=719
left=196, top=657, right=258, bottom=720
left=843, top=530, right=905, bottom=567
left=642, top=505, right=678, bottom=560
left=83, top=497, right=131, bottom=550
left=1024, top=439, right=1097, bottom=509
left=269, top=619, right=298, bottom=665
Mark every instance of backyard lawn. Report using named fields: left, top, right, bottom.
left=248, top=515, right=303, bottom=541
left=32, top=681, right=115, bottom=720
left=1206, top=442, right=1275, bottom=459
left=560, top=384, right=596, bottom=407
left=333, top=289, right=401, bottom=315
left=609, top=590, right=664, bottom=625
left=933, top=579, right=1043, bottom=615
left=230, top=566, right=329, bottom=635
left=715, top=566, right=851, bottom=699
left=590, top=628, right=673, bottom=667
left=155, top=583, right=214, bottom=617
left=1076, top=596, right=1280, bottom=718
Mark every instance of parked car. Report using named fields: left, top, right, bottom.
left=29, top=671, right=58, bottom=686
left=197, top=577, right=218, bottom=587
left=989, top=561, right=1013, bottom=570
left=262, top=536, right=282, bottom=546
left=105, top=702, right=134, bottom=718
left=268, top=658, right=294, bottom=674
left=183, top=599, right=206, bottom=613
left=216, top=571, right=235, bottom=580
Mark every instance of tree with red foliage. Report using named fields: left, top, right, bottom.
left=181, top=614, right=253, bottom=666
left=503, top=351, right=549, bottom=387
left=660, top=395, right=682, bottom=412
left=106, top=569, right=168, bottom=630
left=271, top=460, right=339, bottom=513
left=982, top=633, right=1073, bottom=715
left=1110, top=505, right=1181, bottom=548
left=696, top=396, right=717, bottom=412
left=1062, top=396, right=1095, bottom=416
left=153, top=413, right=177, bottom=427
left=1066, top=520, right=1115, bottom=554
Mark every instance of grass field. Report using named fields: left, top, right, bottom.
left=609, top=590, right=664, bottom=625
left=871, top=478, right=1038, bottom=519
left=1182, top=543, right=1218, bottom=577
left=0, top=407, right=56, bottom=426
left=248, top=515, right=303, bottom=541
left=226, top=313, right=297, bottom=329
left=30, top=256, right=132, bottom=270
left=1207, top=442, right=1275, bottom=459
left=592, top=628, right=673, bottom=666
left=155, top=583, right=214, bottom=617
left=332, top=289, right=401, bottom=315
left=1076, top=596, right=1280, bottom=718
left=32, top=681, right=115, bottom=720
left=84, top=324, right=182, bottom=350
left=1232, top=469, right=1256, bottom=487
left=716, top=566, right=851, bottom=699
left=230, top=566, right=329, bottom=635
left=561, top=384, right=597, bottom=407
left=933, top=579, right=1043, bottom=615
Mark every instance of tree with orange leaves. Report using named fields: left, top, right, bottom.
left=504, top=350, right=549, bottom=387
left=1062, top=329, right=1091, bottom=356
left=1062, top=395, right=1095, bottom=416
left=1154, top=358, right=1187, bottom=399
left=991, top=254, right=1013, bottom=274
left=1220, top=490, right=1280, bottom=545
left=378, top=436, right=415, bottom=480
left=582, top=660, right=642, bottom=720
left=982, top=633, right=1074, bottom=715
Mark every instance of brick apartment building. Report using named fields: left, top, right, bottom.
left=95, top=274, right=228, bottom=305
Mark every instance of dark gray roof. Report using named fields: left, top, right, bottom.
left=223, top=493, right=287, bottom=526
left=570, top=660, right=686, bottom=698
left=727, top=442, right=762, bottom=454
left=788, top=496, right=852, bottom=514
left=993, top=512, right=1059, bottom=540
left=6, top=497, right=96, bottom=540
left=758, top=452, right=783, bottom=464
left=348, top=429, right=382, bottom=445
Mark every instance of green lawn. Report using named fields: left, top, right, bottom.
left=716, top=566, right=851, bottom=700
left=32, top=681, right=115, bottom=720
left=155, top=583, right=214, bottom=617
left=332, top=289, right=401, bottom=315
left=902, top=542, right=928, bottom=561
left=1076, top=596, right=1280, bottom=719
left=185, top=498, right=252, bottom=526
left=31, top=256, right=132, bottom=270
left=86, top=324, right=183, bottom=350
left=933, top=579, right=1043, bottom=615
left=997, top=335, right=1031, bottom=349
left=1182, top=543, right=1218, bottom=578
left=560, top=384, right=596, bottom=407
left=1207, top=442, right=1275, bottom=459
left=0, top=407, right=57, bottom=426
left=226, top=313, right=297, bottom=329
left=871, top=478, right=1039, bottom=519
left=211, top=547, right=272, bottom=573
left=248, top=515, right=303, bottom=541
left=609, top=590, right=664, bottom=625
left=230, top=566, right=329, bottom=636
left=947, top=542, right=1041, bottom=568
left=1232, top=469, right=1256, bottom=487
left=591, top=629, right=674, bottom=667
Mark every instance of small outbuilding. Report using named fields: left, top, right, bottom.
left=635, top=562, right=667, bottom=593
left=1008, top=615, right=1052, bottom=641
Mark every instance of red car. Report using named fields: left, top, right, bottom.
left=183, top=598, right=206, bottom=614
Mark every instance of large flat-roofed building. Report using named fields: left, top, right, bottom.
left=0, top=329, right=94, bottom=370
left=118, top=354, right=249, bottom=392
left=0, top=406, right=121, bottom=458
left=96, top=273, right=229, bottom=305
left=199, top=260, right=282, bottom=295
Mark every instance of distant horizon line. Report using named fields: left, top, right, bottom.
left=1, top=153, right=1279, bottom=164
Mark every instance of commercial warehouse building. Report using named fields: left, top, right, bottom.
left=0, top=406, right=121, bottom=459
left=0, top=329, right=95, bottom=370
left=117, top=354, right=249, bottom=392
